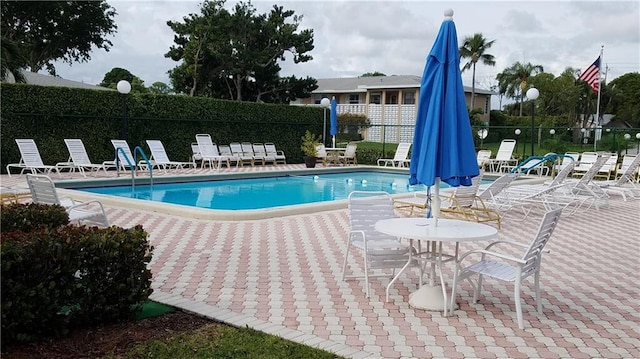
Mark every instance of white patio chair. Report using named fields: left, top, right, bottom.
left=264, top=142, right=286, bottom=164
left=6, top=139, right=61, bottom=177
left=338, top=142, right=358, bottom=165
left=195, top=134, right=230, bottom=170
left=450, top=208, right=563, bottom=329
left=146, top=139, right=195, bottom=173
left=342, top=191, right=417, bottom=300
left=315, top=144, right=328, bottom=166
left=60, top=139, right=113, bottom=177
left=26, top=174, right=110, bottom=227
left=191, top=142, right=202, bottom=167
left=377, top=142, right=411, bottom=167
left=486, top=139, right=517, bottom=172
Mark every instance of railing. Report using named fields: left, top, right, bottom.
left=114, top=146, right=153, bottom=188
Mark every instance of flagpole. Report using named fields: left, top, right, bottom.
left=594, top=45, right=604, bottom=151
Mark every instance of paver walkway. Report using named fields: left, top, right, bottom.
left=2, top=167, right=639, bottom=358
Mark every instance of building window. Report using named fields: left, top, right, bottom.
left=369, top=92, right=381, bottom=104
left=385, top=91, right=398, bottom=104
left=349, top=94, right=360, bottom=104
left=313, top=94, right=323, bottom=104
left=485, top=96, right=490, bottom=114
left=403, top=91, right=415, bottom=104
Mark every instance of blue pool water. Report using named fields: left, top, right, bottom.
left=79, top=172, right=435, bottom=210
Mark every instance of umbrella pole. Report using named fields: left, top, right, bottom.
left=332, top=136, right=335, bottom=148
left=432, top=179, right=440, bottom=227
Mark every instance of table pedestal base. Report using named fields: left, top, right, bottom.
left=408, top=285, right=457, bottom=311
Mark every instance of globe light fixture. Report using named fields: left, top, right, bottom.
left=515, top=129, right=522, bottom=156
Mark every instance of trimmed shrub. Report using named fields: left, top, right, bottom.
left=0, top=203, right=69, bottom=233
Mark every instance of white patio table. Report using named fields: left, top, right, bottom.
left=375, top=217, right=498, bottom=316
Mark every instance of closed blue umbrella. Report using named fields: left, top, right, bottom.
left=329, top=96, right=338, bottom=147
left=408, top=9, right=479, bottom=225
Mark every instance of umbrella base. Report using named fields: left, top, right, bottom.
left=408, top=284, right=457, bottom=311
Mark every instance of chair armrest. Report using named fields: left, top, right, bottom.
left=484, top=240, right=529, bottom=250
left=67, top=200, right=107, bottom=213
left=458, top=249, right=526, bottom=264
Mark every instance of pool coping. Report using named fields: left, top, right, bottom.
left=54, top=166, right=547, bottom=221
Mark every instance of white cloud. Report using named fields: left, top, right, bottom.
left=50, top=0, right=639, bottom=91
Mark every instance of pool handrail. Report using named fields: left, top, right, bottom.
left=114, top=146, right=153, bottom=188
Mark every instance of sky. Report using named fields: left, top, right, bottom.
left=51, top=0, right=640, bottom=107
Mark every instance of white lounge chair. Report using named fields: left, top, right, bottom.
left=26, top=174, right=110, bottom=227
left=264, top=143, right=286, bottom=164
left=615, top=154, right=639, bottom=181
left=571, top=151, right=598, bottom=178
left=377, top=143, right=411, bottom=167
left=342, top=191, right=417, bottom=300
left=230, top=142, right=254, bottom=167
left=486, top=139, right=518, bottom=172
left=146, top=139, right=195, bottom=173
left=110, top=139, right=147, bottom=173
left=597, top=153, right=640, bottom=201
left=7, top=139, right=62, bottom=177
left=195, top=134, right=230, bottom=170
left=476, top=149, right=492, bottom=170
left=252, top=143, right=276, bottom=165
left=450, top=208, right=563, bottom=329
left=60, top=139, right=113, bottom=177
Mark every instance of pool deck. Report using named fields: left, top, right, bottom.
left=2, top=165, right=639, bottom=358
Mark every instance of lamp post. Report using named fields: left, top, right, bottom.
left=549, top=129, right=555, bottom=136
left=526, top=87, right=539, bottom=157
left=320, top=97, right=331, bottom=146
left=515, top=129, right=521, bottom=157
left=636, top=133, right=640, bottom=154
left=477, top=128, right=488, bottom=149
left=117, top=80, right=131, bottom=140
left=624, top=133, right=631, bottom=154
left=581, top=128, right=587, bottom=150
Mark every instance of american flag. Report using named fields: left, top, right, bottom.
left=578, top=56, right=600, bottom=93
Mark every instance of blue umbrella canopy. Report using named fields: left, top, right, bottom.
left=409, top=9, right=479, bottom=189
left=329, top=96, right=338, bottom=147
left=329, top=97, right=338, bottom=136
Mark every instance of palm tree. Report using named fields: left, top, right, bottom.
left=496, top=62, right=544, bottom=116
left=459, top=33, right=496, bottom=111
left=1, top=36, right=26, bottom=82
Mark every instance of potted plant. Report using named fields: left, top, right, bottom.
left=300, top=130, right=320, bottom=168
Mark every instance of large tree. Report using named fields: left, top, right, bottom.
left=459, top=33, right=495, bottom=110
left=99, top=67, right=148, bottom=94
left=0, top=36, right=25, bottom=82
left=496, top=62, right=544, bottom=116
left=0, top=0, right=117, bottom=75
left=608, top=72, right=640, bottom=127
left=165, top=0, right=316, bottom=102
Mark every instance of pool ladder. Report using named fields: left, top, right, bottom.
left=114, top=146, right=153, bottom=188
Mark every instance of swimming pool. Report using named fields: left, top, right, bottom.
left=77, top=172, right=429, bottom=210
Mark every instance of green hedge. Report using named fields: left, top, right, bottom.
left=1, top=83, right=325, bottom=172
left=0, top=204, right=153, bottom=346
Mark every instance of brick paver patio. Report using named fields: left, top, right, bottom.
left=2, top=166, right=639, bottom=358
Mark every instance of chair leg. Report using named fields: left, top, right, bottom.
left=473, top=274, right=483, bottom=303
left=534, top=270, right=542, bottom=314
left=515, top=278, right=524, bottom=329
left=450, top=267, right=460, bottom=313
left=363, top=252, right=370, bottom=298
left=341, top=241, right=351, bottom=281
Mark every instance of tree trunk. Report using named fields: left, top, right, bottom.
left=471, top=63, right=476, bottom=110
